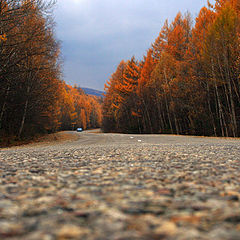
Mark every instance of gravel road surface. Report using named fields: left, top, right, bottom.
left=0, top=130, right=240, bottom=240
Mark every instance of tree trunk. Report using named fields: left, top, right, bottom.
left=0, top=85, right=10, bottom=128
left=219, top=48, right=237, bottom=137
left=164, top=68, right=179, bottom=134
left=227, top=79, right=237, bottom=137
left=18, top=86, right=30, bottom=138
left=206, top=82, right=217, bottom=136
left=142, top=98, right=153, bottom=133
left=211, top=59, right=226, bottom=136
left=164, top=94, right=173, bottom=134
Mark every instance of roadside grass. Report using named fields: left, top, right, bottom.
left=0, top=131, right=79, bottom=148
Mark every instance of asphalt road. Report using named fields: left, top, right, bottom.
left=0, top=131, right=240, bottom=239
left=67, top=129, right=240, bottom=146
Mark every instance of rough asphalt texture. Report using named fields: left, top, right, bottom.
left=0, top=131, right=240, bottom=240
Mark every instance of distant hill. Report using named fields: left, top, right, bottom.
left=82, top=88, right=105, bottom=97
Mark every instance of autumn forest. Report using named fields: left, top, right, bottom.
left=0, top=0, right=102, bottom=142
left=1, top=0, right=240, bottom=143
left=103, top=0, right=240, bottom=137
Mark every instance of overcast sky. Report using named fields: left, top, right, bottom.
left=54, top=0, right=211, bottom=90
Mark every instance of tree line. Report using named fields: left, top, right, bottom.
left=0, top=0, right=102, bottom=142
left=102, top=0, right=240, bottom=137
left=59, top=84, right=102, bottom=132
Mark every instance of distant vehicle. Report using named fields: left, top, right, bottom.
left=76, top=128, right=83, bottom=132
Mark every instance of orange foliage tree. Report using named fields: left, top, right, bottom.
left=102, top=0, right=240, bottom=137
left=103, top=57, right=141, bottom=133
left=59, top=83, right=102, bottom=131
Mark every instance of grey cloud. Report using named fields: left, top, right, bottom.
left=55, top=0, right=210, bottom=90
